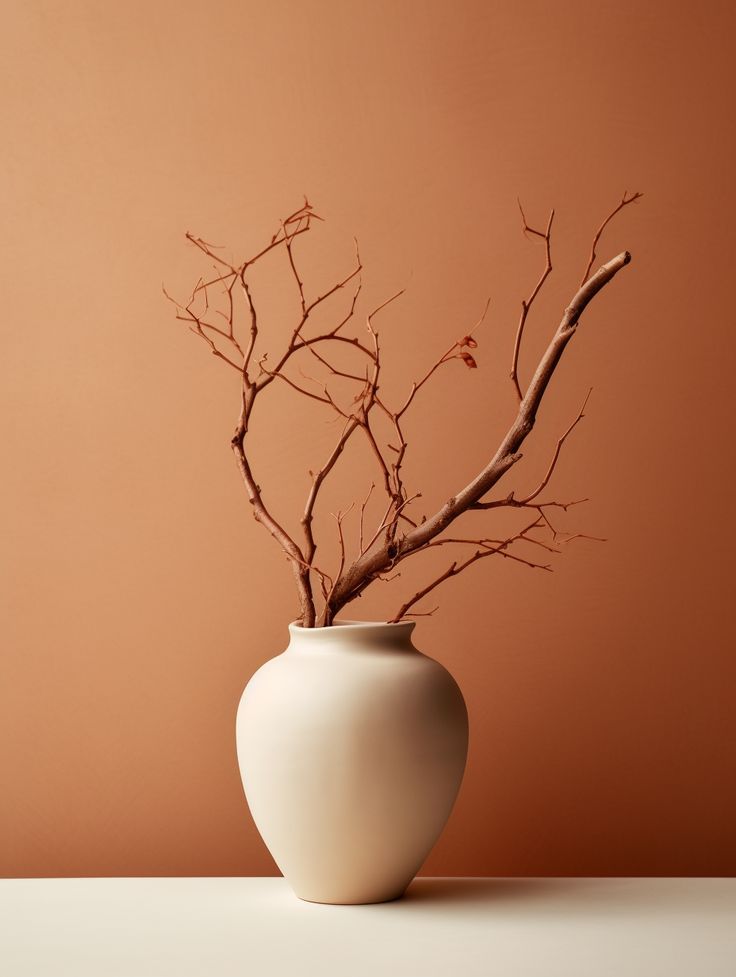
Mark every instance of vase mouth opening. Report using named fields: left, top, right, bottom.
left=288, top=618, right=416, bottom=638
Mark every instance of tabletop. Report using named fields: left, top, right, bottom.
left=1, top=876, right=734, bottom=977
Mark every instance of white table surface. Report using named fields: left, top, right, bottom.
left=1, top=877, right=734, bottom=977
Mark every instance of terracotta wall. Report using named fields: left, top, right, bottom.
left=2, top=0, right=735, bottom=877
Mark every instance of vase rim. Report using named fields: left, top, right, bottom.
left=289, top=618, right=415, bottom=649
left=288, top=618, right=416, bottom=635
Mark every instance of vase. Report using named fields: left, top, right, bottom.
left=235, top=619, right=469, bottom=905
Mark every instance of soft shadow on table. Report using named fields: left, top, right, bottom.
left=400, top=877, right=598, bottom=907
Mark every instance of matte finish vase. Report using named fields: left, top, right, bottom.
left=236, top=620, right=469, bottom=904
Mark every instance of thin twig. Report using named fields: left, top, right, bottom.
left=388, top=520, right=552, bottom=622
left=471, top=388, right=593, bottom=510
left=510, top=203, right=554, bottom=402
left=581, top=191, right=642, bottom=285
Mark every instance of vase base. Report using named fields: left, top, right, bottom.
left=294, top=886, right=408, bottom=906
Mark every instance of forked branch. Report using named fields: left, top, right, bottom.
left=168, top=194, right=640, bottom=627
left=324, top=244, right=634, bottom=623
left=388, top=518, right=552, bottom=622
left=510, top=203, right=554, bottom=401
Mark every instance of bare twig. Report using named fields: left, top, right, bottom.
left=388, top=519, right=552, bottom=622
left=373, top=297, right=490, bottom=543
left=471, top=388, right=592, bottom=511
left=302, top=418, right=362, bottom=572
left=581, top=191, right=642, bottom=285
left=323, top=505, right=355, bottom=609
left=358, top=482, right=375, bottom=555
left=350, top=290, right=405, bottom=520
left=360, top=493, right=422, bottom=561
left=510, top=203, right=554, bottom=402
left=326, top=247, right=633, bottom=619
left=170, top=197, right=638, bottom=628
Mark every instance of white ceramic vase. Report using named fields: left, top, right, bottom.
left=236, top=620, right=469, bottom=904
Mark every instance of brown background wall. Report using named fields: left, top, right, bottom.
left=2, top=0, right=735, bottom=878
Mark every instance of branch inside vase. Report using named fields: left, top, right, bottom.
left=165, top=194, right=640, bottom=626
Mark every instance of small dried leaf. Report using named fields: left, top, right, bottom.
left=459, top=334, right=478, bottom=348
left=460, top=352, right=478, bottom=369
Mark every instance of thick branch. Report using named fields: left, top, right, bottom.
left=326, top=250, right=632, bottom=615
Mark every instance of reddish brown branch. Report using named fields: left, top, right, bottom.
left=510, top=204, right=554, bottom=402
left=346, top=291, right=405, bottom=528
left=388, top=519, right=551, bottom=622
left=372, top=298, right=490, bottom=544
left=326, top=248, right=632, bottom=619
left=244, top=200, right=317, bottom=270
left=302, top=418, right=362, bottom=571
left=358, top=482, right=375, bottom=555
left=240, top=275, right=259, bottom=377
left=170, top=197, right=638, bottom=628
left=581, top=191, right=642, bottom=285
left=175, top=202, right=360, bottom=626
left=230, top=408, right=315, bottom=624
left=184, top=233, right=236, bottom=271
left=324, top=505, right=354, bottom=609
left=254, top=258, right=363, bottom=396
left=359, top=493, right=422, bottom=562
left=471, top=388, right=592, bottom=511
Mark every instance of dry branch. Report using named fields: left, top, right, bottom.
left=581, top=191, right=642, bottom=285
left=167, top=194, right=640, bottom=627
left=510, top=203, right=554, bottom=401
left=388, top=518, right=552, bottom=623
left=323, top=247, right=633, bottom=623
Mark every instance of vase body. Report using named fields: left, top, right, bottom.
left=236, top=620, right=468, bottom=904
